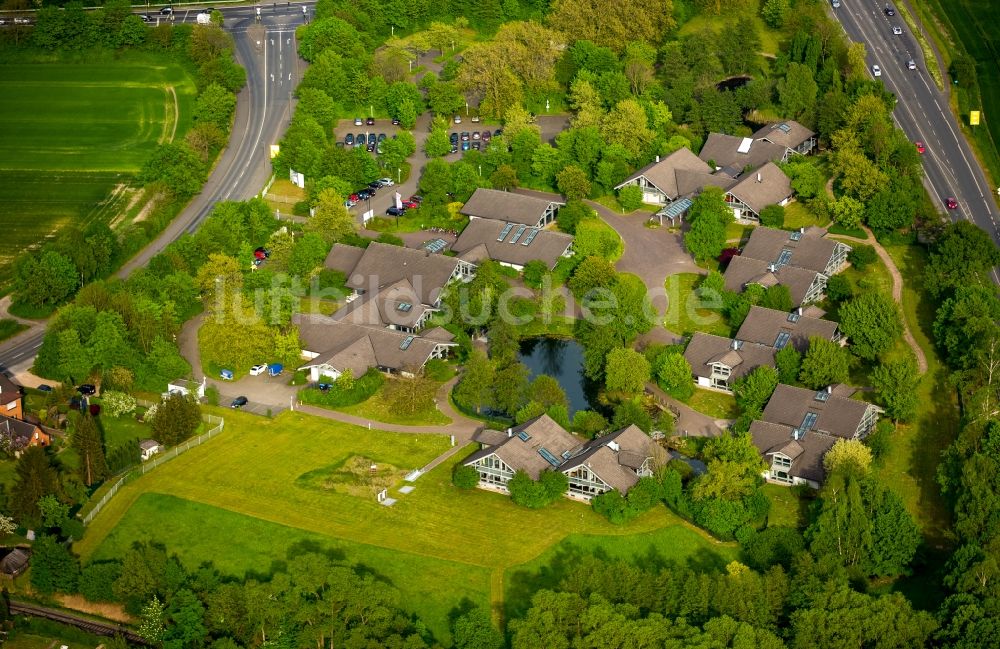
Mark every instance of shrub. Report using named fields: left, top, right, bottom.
left=740, top=526, right=805, bottom=570
left=618, top=184, right=644, bottom=211
left=79, top=561, right=122, bottom=603
left=759, top=204, right=785, bottom=228
left=522, top=260, right=549, bottom=289
left=101, top=391, right=136, bottom=418
left=848, top=244, right=877, bottom=270
left=452, top=464, right=480, bottom=489
left=299, top=368, right=384, bottom=408
left=825, top=274, right=853, bottom=302
left=509, top=470, right=566, bottom=508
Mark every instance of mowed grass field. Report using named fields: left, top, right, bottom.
left=78, top=409, right=735, bottom=642
left=0, top=60, right=196, bottom=285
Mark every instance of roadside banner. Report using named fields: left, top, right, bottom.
left=970, top=111, right=981, bottom=125
left=269, top=144, right=280, bottom=158
left=362, top=209, right=374, bottom=225
left=395, top=192, right=403, bottom=209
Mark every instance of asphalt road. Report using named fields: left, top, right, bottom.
left=833, top=1, right=1000, bottom=282
left=0, top=4, right=312, bottom=372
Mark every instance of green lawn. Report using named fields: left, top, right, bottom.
left=684, top=388, right=739, bottom=420
left=663, top=273, right=730, bottom=337
left=332, top=379, right=451, bottom=426
left=99, top=413, right=152, bottom=448
left=677, top=11, right=782, bottom=56
left=0, top=318, right=27, bottom=343
left=783, top=201, right=830, bottom=229
left=80, top=410, right=736, bottom=640
left=762, top=483, right=808, bottom=529
left=725, top=221, right=753, bottom=244
left=0, top=59, right=196, bottom=289
left=881, top=243, right=958, bottom=545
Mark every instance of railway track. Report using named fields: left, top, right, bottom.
left=9, top=600, right=147, bottom=644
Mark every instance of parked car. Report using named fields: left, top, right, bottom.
left=345, top=134, right=354, bottom=146
left=915, top=141, right=925, bottom=154
left=386, top=206, right=405, bottom=216
left=367, top=133, right=377, bottom=145
left=377, top=133, right=386, bottom=142
left=231, top=396, right=249, bottom=409
left=907, top=59, right=917, bottom=70
left=250, top=364, right=267, bottom=376
left=354, top=117, right=363, bottom=126
left=317, top=383, right=333, bottom=391
left=391, top=118, right=400, bottom=125
left=472, top=141, right=481, bottom=150
left=494, top=129, right=503, bottom=137
left=254, top=247, right=270, bottom=259
left=220, top=369, right=234, bottom=380
left=892, top=25, right=903, bottom=35
left=344, top=199, right=356, bottom=207
left=368, top=181, right=382, bottom=190
left=946, top=197, right=958, bottom=209
left=349, top=193, right=360, bottom=202
left=461, top=141, right=470, bottom=151
left=450, top=132, right=459, bottom=144
left=402, top=199, right=419, bottom=209
left=355, top=132, right=365, bottom=145
left=409, top=195, right=423, bottom=203
left=453, top=115, right=462, bottom=124
left=482, top=131, right=491, bottom=143
left=471, top=114, right=480, bottom=123
left=77, top=384, right=96, bottom=396
left=379, top=177, right=395, bottom=186
left=472, top=131, right=481, bottom=140
left=460, top=131, right=470, bottom=141
left=871, top=64, right=881, bottom=77
left=366, top=116, right=375, bottom=125
left=37, top=384, right=53, bottom=392
left=884, top=4, right=894, bottom=16
left=450, top=145, right=459, bottom=154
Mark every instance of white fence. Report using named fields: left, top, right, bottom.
left=81, top=405, right=225, bottom=525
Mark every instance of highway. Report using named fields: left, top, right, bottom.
left=0, top=3, right=314, bottom=373
left=833, top=1, right=1000, bottom=282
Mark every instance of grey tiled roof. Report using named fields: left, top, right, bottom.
left=723, top=256, right=822, bottom=306
left=724, top=162, right=792, bottom=215
left=736, top=306, right=839, bottom=353
left=740, top=226, right=846, bottom=275
left=750, top=419, right=836, bottom=483
left=452, top=218, right=573, bottom=269
left=333, top=279, right=430, bottom=329
left=615, top=148, right=713, bottom=199
left=560, top=424, right=653, bottom=493
left=752, top=120, right=815, bottom=150
left=326, top=242, right=461, bottom=306
left=698, top=133, right=788, bottom=172
left=462, top=188, right=563, bottom=226
left=683, top=333, right=777, bottom=382
left=463, top=415, right=582, bottom=480
left=761, top=384, right=875, bottom=440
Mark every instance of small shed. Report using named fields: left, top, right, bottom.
left=219, top=369, right=234, bottom=381
left=268, top=363, right=283, bottom=377
left=139, top=439, right=163, bottom=461
left=0, top=547, right=31, bottom=578
left=166, top=376, right=207, bottom=399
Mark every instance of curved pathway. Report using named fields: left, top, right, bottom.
left=829, top=226, right=929, bottom=374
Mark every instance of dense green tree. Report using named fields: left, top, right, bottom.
left=452, top=606, right=505, bottom=649
left=925, top=221, right=1000, bottom=299
left=604, top=347, right=650, bottom=394
left=760, top=285, right=793, bottom=313
left=555, top=199, right=592, bottom=235
left=759, top=204, right=785, bottom=228
left=194, top=83, right=236, bottom=132
left=612, top=399, right=654, bottom=433
left=572, top=410, right=609, bottom=437
left=733, top=366, right=779, bottom=413
left=775, top=345, right=801, bottom=385
left=305, top=188, right=355, bottom=244
left=684, top=187, right=731, bottom=263
left=555, top=165, right=591, bottom=201
left=799, top=336, right=850, bottom=389
left=139, top=142, right=207, bottom=198
left=778, top=62, right=818, bottom=123
left=493, top=360, right=530, bottom=416
left=839, top=291, right=903, bottom=361
left=29, top=534, right=80, bottom=595
left=10, top=446, right=59, bottom=526
left=872, top=355, right=919, bottom=422
left=150, top=392, right=202, bottom=447
left=73, top=413, right=108, bottom=487
left=656, top=352, right=694, bottom=400
left=13, top=249, right=79, bottom=309
left=617, top=184, right=643, bottom=212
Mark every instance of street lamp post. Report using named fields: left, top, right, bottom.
left=478, top=165, right=482, bottom=177
left=397, top=168, right=401, bottom=183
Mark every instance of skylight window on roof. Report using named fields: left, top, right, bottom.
left=787, top=312, right=800, bottom=323
left=396, top=302, right=413, bottom=312
left=790, top=231, right=802, bottom=241
left=737, top=137, right=753, bottom=154
left=778, top=123, right=791, bottom=133
left=776, top=248, right=793, bottom=267
left=509, top=224, right=527, bottom=244
left=498, top=223, right=514, bottom=241
left=561, top=450, right=572, bottom=459
left=774, top=331, right=791, bottom=349
left=399, top=335, right=414, bottom=350
left=538, top=447, right=562, bottom=467
left=517, top=431, right=531, bottom=441
left=801, top=411, right=818, bottom=431
left=522, top=228, right=539, bottom=245
left=815, top=390, right=830, bottom=402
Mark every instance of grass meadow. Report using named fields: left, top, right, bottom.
left=0, top=60, right=196, bottom=287
left=78, top=409, right=735, bottom=641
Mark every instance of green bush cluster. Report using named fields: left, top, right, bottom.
left=299, top=368, right=384, bottom=408
left=508, top=470, right=569, bottom=509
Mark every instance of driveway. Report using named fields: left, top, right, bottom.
left=646, top=383, right=726, bottom=437
left=586, top=200, right=701, bottom=343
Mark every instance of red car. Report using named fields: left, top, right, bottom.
left=915, top=141, right=925, bottom=154
left=349, top=193, right=360, bottom=202
left=402, top=200, right=419, bottom=209
left=946, top=197, right=958, bottom=210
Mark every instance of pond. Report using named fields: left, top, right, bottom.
left=518, top=337, right=600, bottom=416
left=716, top=75, right=752, bottom=92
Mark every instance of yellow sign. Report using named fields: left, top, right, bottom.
left=269, top=144, right=280, bottom=158
left=970, top=111, right=981, bottom=125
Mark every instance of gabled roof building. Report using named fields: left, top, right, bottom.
left=735, top=306, right=840, bottom=353
left=752, top=120, right=817, bottom=158
left=463, top=417, right=655, bottom=501
left=461, top=188, right=563, bottom=228
left=723, top=256, right=828, bottom=306
left=613, top=148, right=715, bottom=205
left=683, top=333, right=777, bottom=392
left=724, top=162, right=793, bottom=222
left=699, top=133, right=789, bottom=173
left=750, top=384, right=883, bottom=488
left=452, top=218, right=574, bottom=271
